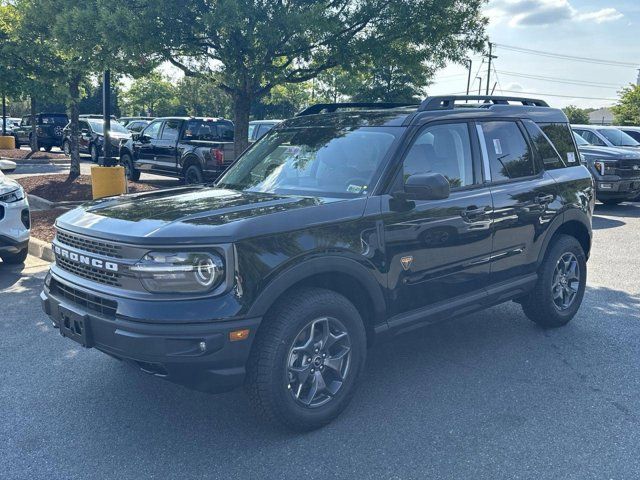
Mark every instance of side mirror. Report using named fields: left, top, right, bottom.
left=404, top=173, right=450, bottom=200
left=0, top=160, right=17, bottom=174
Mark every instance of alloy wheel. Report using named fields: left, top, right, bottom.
left=552, top=252, right=580, bottom=310
left=286, top=317, right=352, bottom=408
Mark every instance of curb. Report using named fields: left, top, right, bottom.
left=0, top=156, right=70, bottom=165
left=28, top=193, right=84, bottom=211
left=29, top=236, right=54, bottom=263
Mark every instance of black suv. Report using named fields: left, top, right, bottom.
left=62, top=118, right=131, bottom=162
left=41, top=96, right=594, bottom=431
left=13, top=113, right=69, bottom=151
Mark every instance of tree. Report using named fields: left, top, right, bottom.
left=176, top=76, right=232, bottom=118
left=137, top=0, right=486, bottom=158
left=13, top=0, right=156, bottom=179
left=612, top=85, right=640, bottom=126
left=122, top=72, right=178, bottom=117
left=562, top=105, right=590, bottom=125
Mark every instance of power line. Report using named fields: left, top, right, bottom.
left=494, top=43, right=638, bottom=68
left=497, top=70, right=623, bottom=89
left=494, top=89, right=617, bottom=101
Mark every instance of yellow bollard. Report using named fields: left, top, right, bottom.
left=91, top=165, right=128, bottom=199
left=0, top=136, right=16, bottom=149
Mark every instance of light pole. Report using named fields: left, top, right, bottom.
left=476, top=76, right=482, bottom=96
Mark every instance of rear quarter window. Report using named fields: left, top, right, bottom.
left=535, top=122, right=579, bottom=168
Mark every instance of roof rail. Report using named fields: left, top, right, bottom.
left=297, top=102, right=418, bottom=116
left=419, top=95, right=549, bottom=111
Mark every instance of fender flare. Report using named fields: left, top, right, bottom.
left=246, top=255, right=387, bottom=323
left=537, top=209, right=591, bottom=266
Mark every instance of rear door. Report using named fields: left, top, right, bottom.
left=155, top=119, right=183, bottom=172
left=477, top=120, right=560, bottom=285
left=382, top=121, right=494, bottom=318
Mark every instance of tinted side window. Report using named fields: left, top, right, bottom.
left=403, top=123, right=476, bottom=188
left=143, top=121, right=162, bottom=140
left=624, top=130, right=640, bottom=142
left=479, top=121, right=536, bottom=182
left=524, top=120, right=565, bottom=170
left=160, top=120, right=182, bottom=140
left=536, top=122, right=579, bottom=167
left=183, top=120, right=217, bottom=141
left=576, top=130, right=605, bottom=146
left=217, top=122, right=234, bottom=141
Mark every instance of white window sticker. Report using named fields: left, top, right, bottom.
left=567, top=152, right=576, bottom=163
left=493, top=138, right=503, bottom=155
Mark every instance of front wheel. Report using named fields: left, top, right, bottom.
left=521, top=235, right=587, bottom=328
left=90, top=144, right=99, bottom=163
left=245, top=288, right=367, bottom=431
left=1, top=246, right=29, bottom=264
left=120, top=153, right=140, bottom=181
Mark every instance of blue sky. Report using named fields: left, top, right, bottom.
left=429, top=0, right=640, bottom=108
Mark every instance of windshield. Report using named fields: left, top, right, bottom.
left=217, top=126, right=400, bottom=197
left=598, top=128, right=639, bottom=147
left=88, top=119, right=129, bottom=135
left=573, top=132, right=590, bottom=146
left=42, top=115, right=68, bottom=125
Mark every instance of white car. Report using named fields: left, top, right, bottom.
left=0, top=160, right=30, bottom=264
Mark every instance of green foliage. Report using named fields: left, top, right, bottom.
left=562, top=105, right=590, bottom=125
left=176, top=77, right=232, bottom=118
left=612, top=85, right=640, bottom=126
left=122, top=72, right=179, bottom=117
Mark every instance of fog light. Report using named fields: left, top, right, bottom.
left=229, top=329, right=250, bottom=342
left=599, top=183, right=613, bottom=189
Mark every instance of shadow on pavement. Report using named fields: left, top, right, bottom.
left=595, top=203, right=640, bottom=218
left=592, top=215, right=625, bottom=230
left=0, top=261, right=31, bottom=290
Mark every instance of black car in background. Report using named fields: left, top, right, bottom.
left=248, top=119, right=282, bottom=142
left=573, top=131, right=640, bottom=205
left=617, top=126, right=640, bottom=143
left=62, top=118, right=131, bottom=162
left=118, top=117, right=234, bottom=183
left=13, top=113, right=69, bottom=151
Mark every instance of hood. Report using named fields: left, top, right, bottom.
left=578, top=145, right=640, bottom=160
left=55, top=186, right=366, bottom=245
left=0, top=173, right=20, bottom=192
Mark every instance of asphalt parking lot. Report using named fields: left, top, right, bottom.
left=1, top=203, right=640, bottom=479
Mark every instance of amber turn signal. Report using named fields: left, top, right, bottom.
left=229, top=329, right=250, bottom=342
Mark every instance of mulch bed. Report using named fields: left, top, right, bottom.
left=0, top=148, right=67, bottom=160
left=31, top=209, right=67, bottom=243
left=17, top=174, right=158, bottom=202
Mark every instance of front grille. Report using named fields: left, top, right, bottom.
left=56, top=230, right=123, bottom=258
left=51, top=279, right=117, bottom=318
left=56, top=255, right=121, bottom=287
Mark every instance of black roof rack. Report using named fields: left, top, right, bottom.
left=297, top=102, right=418, bottom=116
left=419, top=95, right=549, bottom=111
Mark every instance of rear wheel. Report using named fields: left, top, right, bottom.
left=120, top=152, right=140, bottom=181
left=246, top=288, right=367, bottom=431
left=184, top=164, right=203, bottom=184
left=521, top=235, right=586, bottom=328
left=1, top=246, right=29, bottom=265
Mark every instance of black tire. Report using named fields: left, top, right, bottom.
left=1, top=246, right=29, bottom=265
left=90, top=144, right=99, bottom=163
left=184, top=164, right=203, bottom=184
left=120, top=153, right=140, bottom=181
left=601, top=198, right=623, bottom=206
left=245, top=287, right=367, bottom=431
left=14, top=136, right=20, bottom=149
left=62, top=140, right=70, bottom=156
left=521, top=235, right=586, bottom=328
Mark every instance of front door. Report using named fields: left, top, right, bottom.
left=382, top=122, right=494, bottom=318
left=134, top=120, right=163, bottom=171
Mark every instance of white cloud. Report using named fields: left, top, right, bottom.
left=487, top=0, right=624, bottom=27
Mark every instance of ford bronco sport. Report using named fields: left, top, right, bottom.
left=41, top=96, right=594, bottom=431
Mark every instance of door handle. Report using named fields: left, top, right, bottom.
left=461, top=205, right=490, bottom=220
left=535, top=194, right=554, bottom=204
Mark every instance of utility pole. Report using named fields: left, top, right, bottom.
left=465, top=59, right=473, bottom=96
left=476, top=77, right=482, bottom=96
left=101, top=70, right=115, bottom=166
left=484, top=42, right=497, bottom=95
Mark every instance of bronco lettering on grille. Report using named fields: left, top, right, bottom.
left=53, top=245, right=119, bottom=272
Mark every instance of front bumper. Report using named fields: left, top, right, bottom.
left=594, top=177, right=640, bottom=200
left=41, top=273, right=261, bottom=393
left=0, top=197, right=30, bottom=253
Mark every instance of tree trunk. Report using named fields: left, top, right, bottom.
left=233, top=91, right=251, bottom=160
left=30, top=96, right=38, bottom=152
left=68, top=79, right=81, bottom=181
